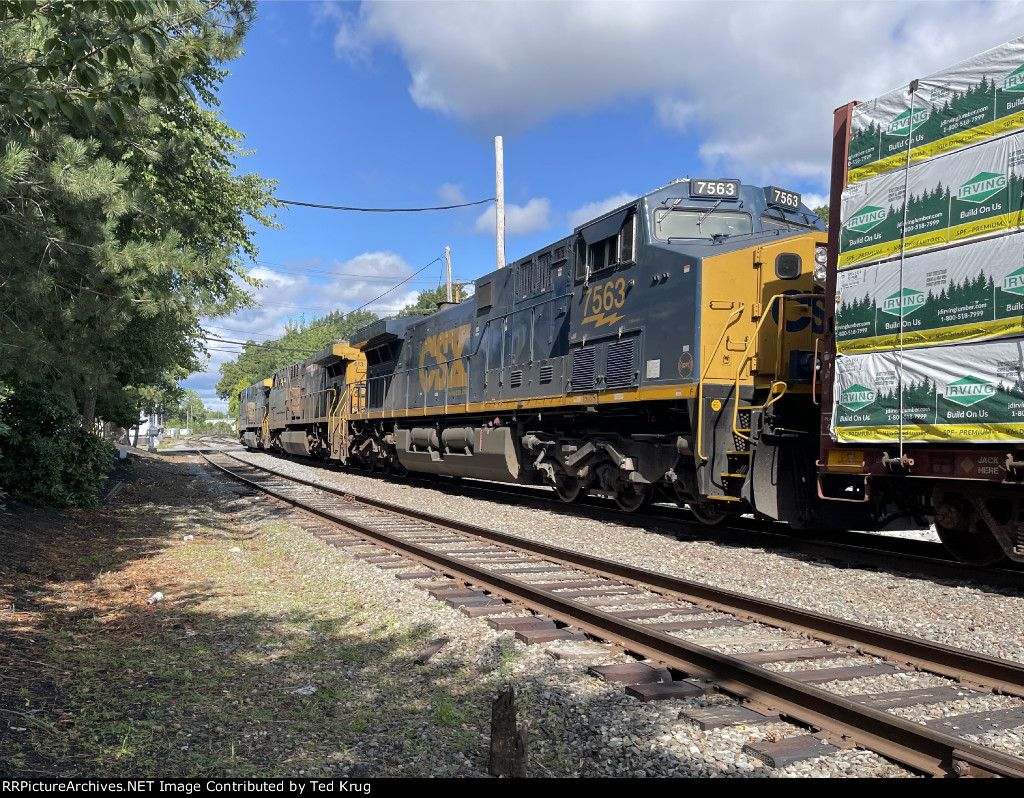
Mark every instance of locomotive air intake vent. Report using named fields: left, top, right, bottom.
left=571, top=348, right=596, bottom=391
left=606, top=339, right=635, bottom=388
left=540, top=364, right=553, bottom=384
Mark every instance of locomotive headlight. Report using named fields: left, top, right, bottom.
left=813, top=245, right=828, bottom=282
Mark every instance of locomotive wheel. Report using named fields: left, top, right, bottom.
left=934, top=511, right=1006, bottom=566
left=553, top=477, right=588, bottom=504
left=614, top=485, right=653, bottom=513
left=686, top=501, right=730, bottom=526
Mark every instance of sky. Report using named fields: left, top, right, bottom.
left=185, top=0, right=1024, bottom=412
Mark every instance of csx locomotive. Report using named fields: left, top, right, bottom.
left=240, top=177, right=849, bottom=530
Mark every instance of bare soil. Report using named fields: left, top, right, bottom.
left=0, top=450, right=496, bottom=778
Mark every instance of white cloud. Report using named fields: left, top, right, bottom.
left=437, top=182, right=466, bottom=205
left=567, top=192, right=637, bottom=231
left=800, top=192, right=830, bottom=212
left=474, top=197, right=551, bottom=236
left=331, top=1, right=1024, bottom=188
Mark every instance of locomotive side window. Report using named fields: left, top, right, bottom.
left=761, top=211, right=819, bottom=232
left=620, top=213, right=635, bottom=262
left=585, top=211, right=637, bottom=278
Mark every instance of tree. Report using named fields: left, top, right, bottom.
left=1, top=1, right=276, bottom=423
left=813, top=205, right=829, bottom=230
left=0, top=1, right=277, bottom=505
left=396, top=284, right=452, bottom=317
left=164, top=388, right=206, bottom=428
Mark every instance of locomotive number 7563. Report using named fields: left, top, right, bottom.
left=587, top=277, right=627, bottom=316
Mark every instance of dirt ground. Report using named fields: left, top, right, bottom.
left=0, top=450, right=502, bottom=778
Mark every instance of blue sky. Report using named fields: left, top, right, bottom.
left=187, top=0, right=1024, bottom=411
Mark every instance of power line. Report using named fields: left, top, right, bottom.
left=202, top=335, right=318, bottom=355
left=278, top=197, right=494, bottom=213
left=202, top=254, right=443, bottom=357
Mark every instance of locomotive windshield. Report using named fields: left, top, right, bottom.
left=653, top=207, right=753, bottom=241
left=760, top=211, right=821, bottom=232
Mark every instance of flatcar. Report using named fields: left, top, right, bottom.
left=240, top=177, right=858, bottom=530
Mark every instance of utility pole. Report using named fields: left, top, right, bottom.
left=445, top=245, right=453, bottom=302
left=495, top=135, right=505, bottom=270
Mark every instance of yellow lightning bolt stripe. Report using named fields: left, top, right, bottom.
left=582, top=312, right=625, bottom=328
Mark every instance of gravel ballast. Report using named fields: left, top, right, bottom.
left=209, top=448, right=1024, bottom=777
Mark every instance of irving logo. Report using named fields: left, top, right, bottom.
left=1004, top=63, right=1024, bottom=92
left=840, top=384, right=876, bottom=412
left=957, top=172, right=1007, bottom=203
left=880, top=288, right=926, bottom=316
left=1002, top=266, right=1024, bottom=295
left=944, top=376, right=996, bottom=407
left=846, top=206, right=887, bottom=233
left=885, top=107, right=930, bottom=137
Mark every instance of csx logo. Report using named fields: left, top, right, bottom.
left=419, top=324, right=471, bottom=394
left=770, top=289, right=825, bottom=334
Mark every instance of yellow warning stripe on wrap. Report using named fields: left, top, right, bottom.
left=835, top=423, right=1024, bottom=443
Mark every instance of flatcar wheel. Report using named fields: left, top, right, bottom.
left=614, top=485, right=652, bottom=513
left=686, top=501, right=729, bottom=526
left=934, top=512, right=1006, bottom=566
left=554, top=477, right=588, bottom=504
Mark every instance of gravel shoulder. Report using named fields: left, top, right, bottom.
left=2, top=447, right=1022, bottom=778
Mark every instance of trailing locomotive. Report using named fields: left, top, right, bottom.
left=240, top=178, right=850, bottom=530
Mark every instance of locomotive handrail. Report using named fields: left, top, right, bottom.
left=331, top=386, right=349, bottom=436
left=696, top=304, right=745, bottom=462
left=295, top=387, right=336, bottom=421
left=731, top=292, right=819, bottom=444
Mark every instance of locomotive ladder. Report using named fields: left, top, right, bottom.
left=731, top=291, right=819, bottom=445
left=694, top=291, right=821, bottom=503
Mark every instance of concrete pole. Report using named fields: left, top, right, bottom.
left=495, top=135, right=505, bottom=270
left=445, top=245, right=453, bottom=302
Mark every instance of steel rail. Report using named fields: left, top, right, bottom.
left=200, top=452, right=1024, bottom=777
left=213, top=448, right=1024, bottom=588
left=209, top=451, right=1024, bottom=698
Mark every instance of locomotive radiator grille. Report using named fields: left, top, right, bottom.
left=540, top=364, right=553, bottom=384
left=571, top=348, right=596, bottom=391
left=606, top=339, right=635, bottom=388
left=510, top=370, right=523, bottom=388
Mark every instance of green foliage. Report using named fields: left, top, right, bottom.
left=0, top=0, right=278, bottom=436
left=164, top=388, right=205, bottom=428
left=0, top=382, right=116, bottom=507
left=396, top=284, right=450, bottom=317
left=813, top=205, right=829, bottom=230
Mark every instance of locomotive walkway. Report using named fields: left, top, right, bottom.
left=200, top=450, right=1024, bottom=777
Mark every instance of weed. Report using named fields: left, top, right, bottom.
left=430, top=695, right=465, bottom=728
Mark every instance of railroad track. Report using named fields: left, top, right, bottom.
left=225, top=448, right=1024, bottom=588
left=198, top=450, right=1024, bottom=778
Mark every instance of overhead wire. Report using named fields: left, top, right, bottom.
left=202, top=254, right=445, bottom=357
left=277, top=197, right=494, bottom=212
